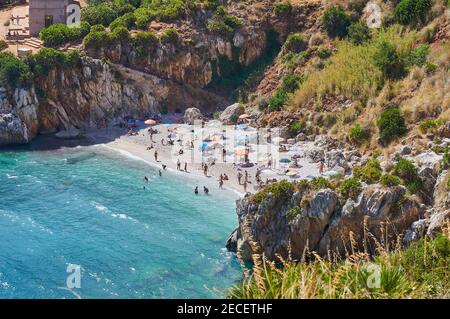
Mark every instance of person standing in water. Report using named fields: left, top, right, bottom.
left=159, top=170, right=162, bottom=177
left=144, top=176, right=149, bottom=182
left=194, top=186, right=199, bottom=194
left=204, top=186, right=209, bottom=195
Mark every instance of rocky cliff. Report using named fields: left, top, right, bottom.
left=0, top=56, right=226, bottom=146
left=84, top=1, right=322, bottom=88
left=228, top=170, right=449, bottom=262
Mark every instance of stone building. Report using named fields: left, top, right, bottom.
left=29, top=0, right=80, bottom=36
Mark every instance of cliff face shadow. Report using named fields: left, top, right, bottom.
left=0, top=127, right=127, bottom=153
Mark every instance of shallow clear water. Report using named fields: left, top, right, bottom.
left=0, top=141, right=241, bottom=298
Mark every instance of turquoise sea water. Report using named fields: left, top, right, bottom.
left=0, top=140, right=241, bottom=298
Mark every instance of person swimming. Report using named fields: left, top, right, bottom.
left=144, top=176, right=149, bottom=182
left=203, top=186, right=209, bottom=195
left=194, top=186, right=199, bottom=194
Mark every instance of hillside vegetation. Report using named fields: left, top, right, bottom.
left=229, top=230, right=450, bottom=299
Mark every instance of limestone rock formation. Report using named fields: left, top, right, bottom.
left=184, top=107, right=204, bottom=125
left=229, top=184, right=425, bottom=262
left=219, top=103, right=245, bottom=124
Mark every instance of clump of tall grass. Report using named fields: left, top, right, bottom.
left=290, top=26, right=418, bottom=110
left=228, top=224, right=450, bottom=299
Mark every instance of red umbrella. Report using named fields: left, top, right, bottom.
left=145, top=119, right=157, bottom=125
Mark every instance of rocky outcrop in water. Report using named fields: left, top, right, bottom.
left=228, top=183, right=428, bottom=262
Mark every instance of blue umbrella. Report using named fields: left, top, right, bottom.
left=199, top=142, right=209, bottom=150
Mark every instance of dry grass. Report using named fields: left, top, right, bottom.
left=228, top=223, right=450, bottom=299
left=290, top=26, right=418, bottom=111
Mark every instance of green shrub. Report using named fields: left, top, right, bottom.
left=311, top=177, right=332, bottom=190
left=347, top=21, right=370, bottom=45
left=207, top=10, right=242, bottom=36
left=109, top=12, right=136, bottom=30
left=322, top=5, right=352, bottom=38
left=39, top=23, right=91, bottom=47
left=40, top=24, right=67, bottom=47
left=373, top=41, right=406, bottom=79
left=431, top=145, right=449, bottom=154
left=394, top=0, right=432, bottom=26
left=284, top=33, right=307, bottom=53
left=443, top=150, right=450, bottom=169
left=354, top=158, right=382, bottom=184
left=90, top=24, right=106, bottom=32
left=160, top=28, right=179, bottom=43
left=287, top=121, right=302, bottom=137
left=401, top=233, right=449, bottom=285
left=425, top=62, right=437, bottom=73
left=339, top=178, right=362, bottom=200
left=408, top=44, right=429, bottom=67
left=287, top=205, right=301, bottom=221
left=251, top=180, right=295, bottom=205
left=281, top=74, right=304, bottom=93
left=133, top=31, right=158, bottom=57
left=377, top=108, right=407, bottom=144
left=111, top=25, right=131, bottom=43
left=0, top=52, right=31, bottom=87
left=418, top=119, right=439, bottom=133
left=273, top=2, right=292, bottom=14
left=316, top=47, right=331, bottom=59
left=380, top=174, right=402, bottom=187
left=82, top=2, right=119, bottom=26
left=393, top=159, right=422, bottom=193
left=83, top=30, right=112, bottom=49
left=30, top=48, right=80, bottom=76
left=229, top=232, right=450, bottom=299
left=349, top=123, right=370, bottom=144
left=268, top=89, right=288, bottom=112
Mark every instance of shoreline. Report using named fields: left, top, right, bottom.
left=83, top=124, right=323, bottom=198
left=86, top=126, right=254, bottom=197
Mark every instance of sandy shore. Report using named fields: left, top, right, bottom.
left=86, top=123, right=322, bottom=196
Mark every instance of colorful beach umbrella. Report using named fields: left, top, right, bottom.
left=280, top=158, right=291, bottom=163
left=145, top=119, right=157, bottom=125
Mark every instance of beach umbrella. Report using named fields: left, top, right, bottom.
left=199, top=142, right=209, bottom=150
left=280, top=158, right=291, bottom=163
left=145, top=119, right=157, bottom=125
